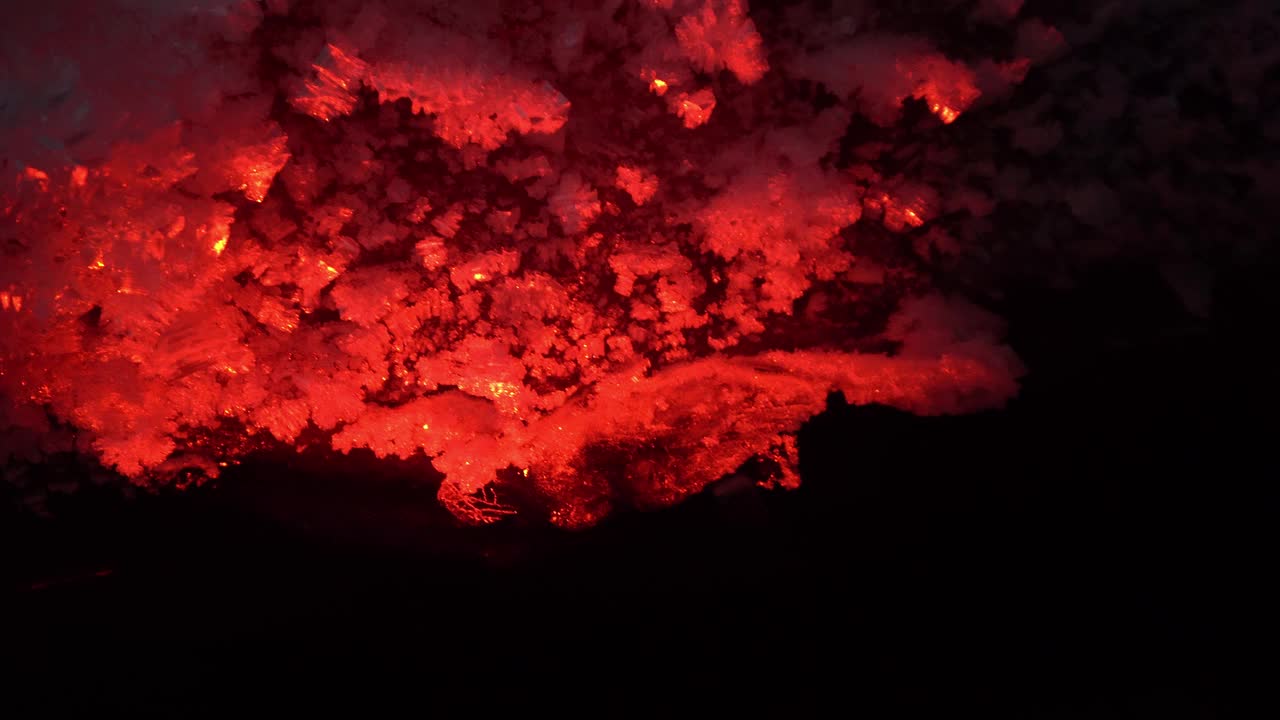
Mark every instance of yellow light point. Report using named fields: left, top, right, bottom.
left=473, top=272, right=487, bottom=281
left=521, top=468, right=529, bottom=477
left=421, top=423, right=430, bottom=430
left=90, top=257, right=105, bottom=270
left=650, top=78, right=668, bottom=96
left=322, top=262, right=339, bottom=277
left=931, top=103, right=959, bottom=124
left=212, top=234, right=229, bottom=256
left=487, top=381, right=518, bottom=398
left=239, top=175, right=270, bottom=203
left=904, top=208, right=921, bottom=223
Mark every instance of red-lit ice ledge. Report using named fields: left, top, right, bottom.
left=0, top=0, right=1047, bottom=527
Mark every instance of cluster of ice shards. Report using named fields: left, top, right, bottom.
left=0, top=0, right=1062, bottom=526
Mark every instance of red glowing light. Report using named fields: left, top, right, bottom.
left=0, top=0, right=1040, bottom=527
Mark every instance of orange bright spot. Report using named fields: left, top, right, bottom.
left=473, top=272, right=487, bottom=281
left=71, top=166, right=88, bottom=188
left=931, top=103, right=960, bottom=124
left=421, top=423, right=430, bottom=430
left=679, top=100, right=705, bottom=127
left=212, top=234, right=229, bottom=256
left=674, top=90, right=716, bottom=128
left=650, top=78, right=668, bottom=96
left=487, top=381, right=518, bottom=398
left=166, top=215, right=186, bottom=239
left=238, top=166, right=276, bottom=203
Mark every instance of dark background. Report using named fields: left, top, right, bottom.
left=2, top=0, right=1275, bottom=715
left=6, top=259, right=1271, bottom=716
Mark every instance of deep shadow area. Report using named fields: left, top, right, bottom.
left=5, top=260, right=1273, bottom=715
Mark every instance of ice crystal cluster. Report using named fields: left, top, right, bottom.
left=0, top=0, right=1076, bottom=526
